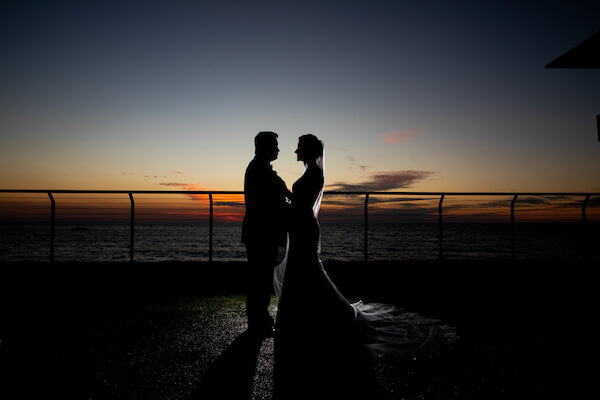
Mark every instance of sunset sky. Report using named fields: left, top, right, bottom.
left=1, top=0, right=599, bottom=198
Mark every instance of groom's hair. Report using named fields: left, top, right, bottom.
left=255, top=131, right=278, bottom=155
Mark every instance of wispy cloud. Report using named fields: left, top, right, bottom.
left=347, top=155, right=367, bottom=173
left=158, top=182, right=209, bottom=198
left=336, top=147, right=368, bottom=173
left=380, top=129, right=422, bottom=144
left=144, top=172, right=178, bottom=180
left=327, top=170, right=435, bottom=191
left=156, top=182, right=245, bottom=221
left=215, top=201, right=245, bottom=207
left=159, top=182, right=196, bottom=189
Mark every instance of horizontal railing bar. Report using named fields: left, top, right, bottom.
left=1, top=190, right=599, bottom=196
left=0, top=190, right=244, bottom=195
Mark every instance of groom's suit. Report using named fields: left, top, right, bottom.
left=242, top=156, right=289, bottom=332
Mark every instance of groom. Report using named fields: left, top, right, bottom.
left=242, top=131, right=290, bottom=337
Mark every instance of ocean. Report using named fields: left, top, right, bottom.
left=1, top=221, right=598, bottom=262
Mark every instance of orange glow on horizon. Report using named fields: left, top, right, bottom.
left=1, top=193, right=598, bottom=223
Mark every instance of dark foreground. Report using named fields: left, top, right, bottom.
left=0, top=259, right=595, bottom=399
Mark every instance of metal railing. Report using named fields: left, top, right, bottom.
left=1, top=190, right=598, bottom=262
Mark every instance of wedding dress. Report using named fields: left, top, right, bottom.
left=272, top=150, right=456, bottom=399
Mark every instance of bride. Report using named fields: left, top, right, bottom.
left=272, top=134, right=456, bottom=399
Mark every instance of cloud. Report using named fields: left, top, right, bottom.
left=366, top=196, right=437, bottom=205
left=335, top=146, right=368, bottom=173
left=156, top=183, right=245, bottom=214
left=215, top=201, right=245, bottom=207
left=347, top=156, right=367, bottom=173
left=321, top=197, right=363, bottom=206
left=380, top=129, right=422, bottom=144
left=327, top=170, right=435, bottom=191
left=158, top=182, right=208, bottom=195
left=159, top=182, right=193, bottom=188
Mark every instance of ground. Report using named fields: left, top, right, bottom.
left=0, top=260, right=594, bottom=399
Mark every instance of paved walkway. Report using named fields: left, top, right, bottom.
left=2, top=294, right=464, bottom=399
left=2, top=260, right=588, bottom=399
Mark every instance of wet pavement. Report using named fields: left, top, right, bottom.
left=2, top=294, right=273, bottom=399
left=1, top=293, right=461, bottom=399
left=1, top=260, right=593, bottom=399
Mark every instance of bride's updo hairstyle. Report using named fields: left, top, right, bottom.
left=297, top=134, right=324, bottom=162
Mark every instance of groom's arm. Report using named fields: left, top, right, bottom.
left=272, top=171, right=292, bottom=202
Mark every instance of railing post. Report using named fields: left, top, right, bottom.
left=511, top=194, right=518, bottom=259
left=129, top=193, right=135, bottom=262
left=364, top=193, right=369, bottom=263
left=582, top=194, right=591, bottom=259
left=48, top=192, right=55, bottom=262
left=438, top=194, right=444, bottom=260
left=582, top=194, right=590, bottom=224
left=209, top=193, right=213, bottom=263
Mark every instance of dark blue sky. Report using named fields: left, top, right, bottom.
left=1, top=0, right=599, bottom=191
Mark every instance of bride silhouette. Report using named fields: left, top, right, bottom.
left=272, top=134, right=456, bottom=399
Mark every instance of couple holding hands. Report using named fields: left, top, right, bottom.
left=241, top=131, right=454, bottom=398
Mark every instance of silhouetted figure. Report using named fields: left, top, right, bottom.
left=242, top=131, right=291, bottom=337
left=272, top=134, right=455, bottom=399
left=273, top=134, right=382, bottom=399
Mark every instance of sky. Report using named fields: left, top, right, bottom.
left=1, top=0, right=599, bottom=200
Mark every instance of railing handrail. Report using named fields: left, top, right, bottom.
left=1, top=189, right=599, bottom=196
left=1, top=190, right=597, bottom=262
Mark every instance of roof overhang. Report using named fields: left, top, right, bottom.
left=545, top=31, right=600, bottom=69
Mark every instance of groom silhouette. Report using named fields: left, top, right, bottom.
left=242, top=131, right=290, bottom=337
